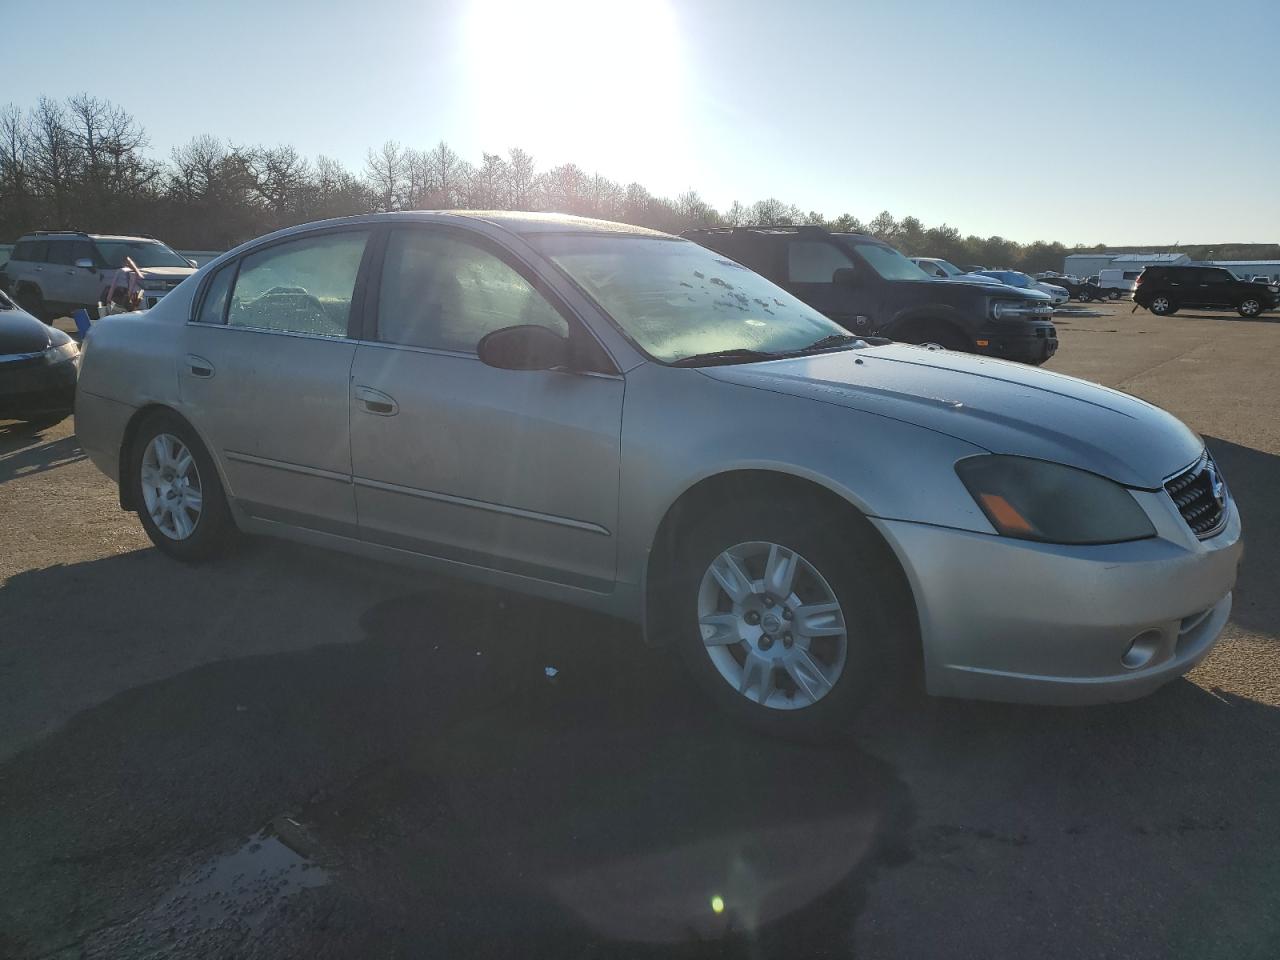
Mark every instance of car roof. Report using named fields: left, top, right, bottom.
left=452, top=210, right=670, bottom=238
left=17, top=231, right=160, bottom=242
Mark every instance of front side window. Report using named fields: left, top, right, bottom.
left=376, top=229, right=568, bottom=352
left=1202, top=270, right=1230, bottom=285
left=229, top=231, right=369, bottom=336
left=46, top=240, right=75, bottom=266
left=839, top=239, right=932, bottom=281
left=535, top=234, right=849, bottom=364
left=787, top=241, right=855, bottom=284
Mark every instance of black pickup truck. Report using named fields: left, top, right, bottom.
left=683, top=226, right=1058, bottom=364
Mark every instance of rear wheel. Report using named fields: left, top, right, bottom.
left=1148, top=295, right=1177, bottom=316
left=129, top=411, right=235, bottom=561
left=1237, top=298, right=1263, bottom=318
left=15, top=284, right=45, bottom=320
left=1107, top=289, right=1120, bottom=301
left=672, top=500, right=909, bottom=740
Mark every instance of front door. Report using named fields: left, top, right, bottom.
left=783, top=238, right=871, bottom=333
left=179, top=228, right=372, bottom=535
left=1198, top=269, right=1233, bottom=307
left=349, top=225, right=623, bottom=591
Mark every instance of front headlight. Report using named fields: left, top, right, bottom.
left=991, top=299, right=1053, bottom=320
left=956, top=455, right=1155, bottom=544
left=44, top=340, right=79, bottom=365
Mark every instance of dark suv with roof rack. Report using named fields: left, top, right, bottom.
left=1134, top=265, right=1280, bottom=319
left=1, top=230, right=196, bottom=321
left=682, top=226, right=1058, bottom=364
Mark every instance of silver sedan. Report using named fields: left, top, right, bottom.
left=74, top=213, right=1242, bottom=737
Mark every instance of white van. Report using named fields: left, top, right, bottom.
left=1097, top=268, right=1140, bottom=299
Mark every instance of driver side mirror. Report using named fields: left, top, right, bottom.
left=477, top=324, right=569, bottom=371
left=833, top=267, right=860, bottom=288
left=74, top=258, right=95, bottom=270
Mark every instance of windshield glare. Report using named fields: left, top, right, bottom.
left=535, top=235, right=850, bottom=363
left=95, top=240, right=190, bottom=269
left=842, top=239, right=932, bottom=281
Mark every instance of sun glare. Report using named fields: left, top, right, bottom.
left=464, top=0, right=686, bottom=184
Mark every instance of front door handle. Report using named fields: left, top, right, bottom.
left=355, top=385, right=398, bottom=416
left=185, top=354, right=214, bottom=378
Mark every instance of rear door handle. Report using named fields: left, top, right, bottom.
left=185, top=354, right=214, bottom=378
left=355, top=385, right=398, bottom=416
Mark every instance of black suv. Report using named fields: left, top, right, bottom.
left=1134, top=265, right=1279, bottom=318
left=682, top=226, right=1058, bottom=364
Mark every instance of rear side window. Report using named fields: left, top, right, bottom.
left=46, top=240, right=75, bottom=265
left=15, top=240, right=47, bottom=262
left=788, top=241, right=854, bottom=284
left=376, top=228, right=568, bottom=353
left=228, top=231, right=369, bottom=336
left=195, top=263, right=236, bottom=325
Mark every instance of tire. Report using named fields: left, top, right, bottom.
left=904, top=321, right=970, bottom=352
left=1107, top=289, right=1120, bottom=301
left=15, top=284, right=45, bottom=320
left=1148, top=295, right=1177, bottom=316
left=671, top=498, right=910, bottom=741
left=1237, top=298, right=1263, bottom=319
left=129, top=410, right=236, bottom=561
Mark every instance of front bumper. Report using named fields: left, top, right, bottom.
left=975, top=322, right=1058, bottom=363
left=872, top=493, right=1242, bottom=706
left=0, top=355, right=78, bottom=419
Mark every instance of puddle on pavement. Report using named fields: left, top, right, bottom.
left=145, top=827, right=330, bottom=934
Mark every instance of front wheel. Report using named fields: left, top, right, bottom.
left=673, top=501, right=908, bottom=740
left=906, top=322, right=970, bottom=353
left=1237, top=298, right=1263, bottom=318
left=130, top=411, right=236, bottom=561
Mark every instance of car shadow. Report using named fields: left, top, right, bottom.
left=1202, top=436, right=1277, bottom=638
left=1166, top=309, right=1280, bottom=325
left=0, top=428, right=84, bottom=482
left=0, top=564, right=912, bottom=960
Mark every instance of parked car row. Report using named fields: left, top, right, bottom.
left=66, top=211, right=1241, bottom=739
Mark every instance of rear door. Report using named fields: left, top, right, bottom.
left=348, top=224, right=623, bottom=590
left=42, top=240, right=77, bottom=308
left=180, top=228, right=373, bottom=535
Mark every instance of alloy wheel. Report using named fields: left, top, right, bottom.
left=140, top=433, right=203, bottom=540
left=1240, top=299, right=1261, bottom=317
left=697, top=541, right=849, bottom=711
left=1151, top=296, right=1170, bottom=314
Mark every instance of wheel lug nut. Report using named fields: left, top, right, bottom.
left=744, top=611, right=760, bottom=625
left=783, top=632, right=793, bottom=648
left=759, top=635, right=774, bottom=650
left=763, top=596, right=775, bottom=608
left=782, top=608, right=792, bottom=621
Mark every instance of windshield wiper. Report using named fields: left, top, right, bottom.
left=671, top=348, right=777, bottom=367
left=790, top=333, right=863, bottom=354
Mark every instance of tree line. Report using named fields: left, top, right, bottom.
left=3, top=94, right=1269, bottom=273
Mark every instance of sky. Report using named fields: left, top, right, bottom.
left=5, top=0, right=1278, bottom=245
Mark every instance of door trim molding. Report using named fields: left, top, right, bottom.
left=225, top=450, right=351, bottom=484
left=353, top=475, right=611, bottom=536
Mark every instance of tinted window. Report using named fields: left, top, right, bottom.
left=12, top=241, right=32, bottom=261
left=18, top=240, right=48, bottom=263
left=196, top=263, right=236, bottom=325
left=47, top=240, right=76, bottom=266
left=1202, top=269, right=1231, bottom=284
left=377, top=229, right=568, bottom=352
left=229, top=231, right=369, bottom=336
left=788, top=241, right=854, bottom=284
left=840, top=240, right=932, bottom=281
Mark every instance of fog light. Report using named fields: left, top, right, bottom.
left=1121, top=630, right=1163, bottom=669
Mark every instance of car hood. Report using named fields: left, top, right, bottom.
left=135, top=266, right=196, bottom=280
left=698, top=344, right=1203, bottom=489
left=0, top=305, right=54, bottom=355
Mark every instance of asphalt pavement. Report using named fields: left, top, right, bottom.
left=1, top=302, right=1278, bottom=959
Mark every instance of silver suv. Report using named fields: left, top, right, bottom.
left=3, top=231, right=196, bottom=320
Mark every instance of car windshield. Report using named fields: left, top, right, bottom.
left=839, top=239, right=932, bottom=281
left=931, top=259, right=965, bottom=276
left=94, top=240, right=190, bottom=269
left=534, top=234, right=855, bottom=364
left=985, top=271, right=1032, bottom=288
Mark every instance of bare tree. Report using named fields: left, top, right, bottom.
left=27, top=97, right=79, bottom=225
left=365, top=140, right=408, bottom=212
left=0, top=104, right=33, bottom=237
left=505, top=147, right=536, bottom=209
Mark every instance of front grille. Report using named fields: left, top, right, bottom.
left=1164, top=451, right=1227, bottom=539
